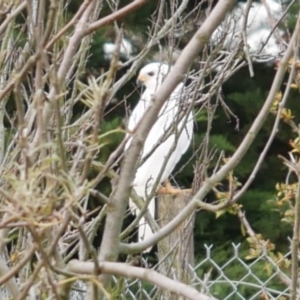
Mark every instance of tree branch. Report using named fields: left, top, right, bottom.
left=87, top=0, right=150, bottom=34
left=67, top=260, right=217, bottom=300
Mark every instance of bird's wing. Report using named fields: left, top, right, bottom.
left=134, top=83, right=193, bottom=188
left=142, top=83, right=190, bottom=157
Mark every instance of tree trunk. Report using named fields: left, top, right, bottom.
left=156, top=191, right=195, bottom=300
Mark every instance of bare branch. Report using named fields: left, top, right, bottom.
left=87, top=0, right=150, bottom=34
left=0, top=2, right=27, bottom=37
left=67, top=260, right=217, bottom=300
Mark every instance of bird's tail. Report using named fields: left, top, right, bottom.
left=129, top=196, right=155, bottom=252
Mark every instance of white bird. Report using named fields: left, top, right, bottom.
left=126, top=62, right=194, bottom=247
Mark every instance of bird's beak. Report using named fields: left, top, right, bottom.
left=136, top=74, right=146, bottom=87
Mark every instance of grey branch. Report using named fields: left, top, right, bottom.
left=67, top=260, right=217, bottom=300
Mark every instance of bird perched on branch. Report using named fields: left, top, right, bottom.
left=126, top=62, right=193, bottom=248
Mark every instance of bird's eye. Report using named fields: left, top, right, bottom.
left=147, top=71, right=154, bottom=76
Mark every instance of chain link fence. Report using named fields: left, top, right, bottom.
left=190, top=244, right=291, bottom=300
left=0, top=243, right=290, bottom=299
left=68, top=243, right=292, bottom=300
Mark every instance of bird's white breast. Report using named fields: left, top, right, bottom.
left=127, top=82, right=193, bottom=196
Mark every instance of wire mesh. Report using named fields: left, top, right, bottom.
left=1, top=243, right=292, bottom=299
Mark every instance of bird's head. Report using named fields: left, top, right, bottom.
left=136, top=63, right=172, bottom=90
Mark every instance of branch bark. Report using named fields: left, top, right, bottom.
left=67, top=260, right=217, bottom=300
left=87, top=0, right=150, bottom=34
